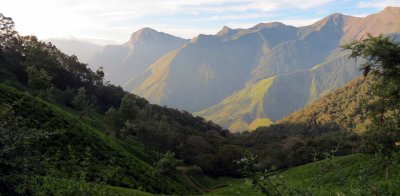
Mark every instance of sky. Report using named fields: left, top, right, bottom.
left=2, top=0, right=400, bottom=44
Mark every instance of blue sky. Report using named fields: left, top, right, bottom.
left=2, top=0, right=400, bottom=44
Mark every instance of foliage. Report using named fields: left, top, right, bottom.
left=281, top=76, right=374, bottom=133
left=72, top=87, right=91, bottom=112
left=0, top=103, right=51, bottom=194
left=25, top=146, right=108, bottom=196
left=26, top=65, right=53, bottom=97
left=230, top=123, right=359, bottom=171
left=154, top=151, right=182, bottom=177
left=0, top=84, right=194, bottom=195
left=236, top=150, right=310, bottom=195
left=344, top=34, right=400, bottom=154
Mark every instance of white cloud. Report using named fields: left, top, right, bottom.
left=206, top=13, right=274, bottom=21
left=357, top=0, right=400, bottom=9
left=0, top=0, right=365, bottom=42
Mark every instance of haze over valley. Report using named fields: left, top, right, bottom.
left=53, top=7, right=400, bottom=132
left=3, top=1, right=400, bottom=195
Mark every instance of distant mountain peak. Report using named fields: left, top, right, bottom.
left=138, top=27, right=158, bottom=32
left=379, top=6, right=400, bottom=16
left=129, top=27, right=162, bottom=43
left=309, top=12, right=350, bottom=31
left=328, top=13, right=344, bottom=19
left=252, top=22, right=286, bottom=29
left=216, top=26, right=233, bottom=36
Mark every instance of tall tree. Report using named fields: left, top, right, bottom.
left=26, top=65, right=53, bottom=95
left=0, top=13, right=25, bottom=80
left=73, top=87, right=91, bottom=116
left=105, top=94, right=139, bottom=137
left=344, top=34, right=400, bottom=154
left=119, top=94, right=139, bottom=121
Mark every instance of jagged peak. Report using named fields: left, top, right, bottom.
left=328, top=13, right=345, bottom=19
left=309, top=12, right=350, bottom=30
left=216, top=26, right=233, bottom=36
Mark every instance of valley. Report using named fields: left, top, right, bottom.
left=2, top=4, right=400, bottom=196
left=80, top=7, right=400, bottom=132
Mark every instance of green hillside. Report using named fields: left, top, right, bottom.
left=0, top=83, right=196, bottom=194
left=207, top=153, right=400, bottom=195
left=281, top=76, right=374, bottom=133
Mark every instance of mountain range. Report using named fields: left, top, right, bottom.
left=45, top=38, right=103, bottom=63
left=87, top=28, right=188, bottom=85
left=52, top=7, right=400, bottom=132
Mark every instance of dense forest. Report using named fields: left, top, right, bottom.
left=2, top=13, right=400, bottom=195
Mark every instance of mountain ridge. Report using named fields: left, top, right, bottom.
left=89, top=7, right=400, bottom=132
left=87, top=27, right=188, bottom=85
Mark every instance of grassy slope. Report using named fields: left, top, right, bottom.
left=248, top=118, right=273, bottom=131
left=196, top=77, right=276, bottom=132
left=0, top=83, right=196, bottom=194
left=203, top=178, right=262, bottom=196
left=207, top=153, right=400, bottom=195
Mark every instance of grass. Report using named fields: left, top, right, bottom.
left=196, top=76, right=276, bottom=132
left=248, top=118, right=273, bottom=131
left=30, top=176, right=152, bottom=196
left=203, top=178, right=262, bottom=196
left=207, top=153, right=400, bottom=195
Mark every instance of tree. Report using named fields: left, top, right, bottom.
left=154, top=151, right=181, bottom=177
left=26, top=65, right=53, bottom=96
left=214, top=145, right=243, bottom=176
left=0, top=13, right=25, bottom=81
left=0, top=13, right=18, bottom=54
left=0, top=13, right=16, bottom=41
left=236, top=150, right=284, bottom=195
left=105, top=94, right=139, bottom=137
left=119, top=94, right=139, bottom=121
left=73, top=87, right=91, bottom=112
left=105, top=107, right=123, bottom=137
left=344, top=34, right=400, bottom=154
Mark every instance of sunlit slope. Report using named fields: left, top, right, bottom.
left=280, top=76, right=374, bottom=133
left=128, top=32, right=269, bottom=112
left=197, top=49, right=359, bottom=132
left=124, top=7, right=400, bottom=131
left=196, top=77, right=276, bottom=132
left=88, top=28, right=187, bottom=85
left=130, top=50, right=178, bottom=104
